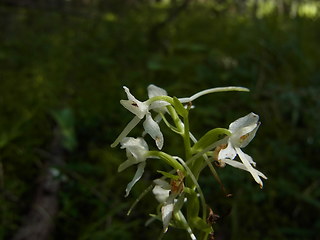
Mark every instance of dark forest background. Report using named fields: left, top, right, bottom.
left=0, top=0, right=319, bottom=239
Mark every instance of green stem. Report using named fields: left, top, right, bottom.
left=146, top=95, right=174, bottom=105
left=167, top=105, right=184, bottom=132
left=147, top=151, right=185, bottom=173
left=183, top=112, right=192, bottom=160
left=174, top=157, right=207, bottom=222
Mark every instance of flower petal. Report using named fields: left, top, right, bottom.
left=161, top=194, right=175, bottom=232
left=147, top=84, right=168, bottom=98
left=125, top=161, right=146, bottom=197
left=230, top=122, right=260, bottom=148
left=241, top=151, right=256, bottom=167
left=121, top=137, right=149, bottom=161
left=218, top=141, right=237, bottom=160
left=143, top=113, right=164, bottom=149
left=229, top=112, right=259, bottom=133
left=118, top=158, right=138, bottom=172
left=111, top=116, right=141, bottom=148
left=152, top=185, right=170, bottom=203
left=147, top=84, right=169, bottom=113
left=235, top=147, right=264, bottom=188
left=222, top=159, right=266, bottom=179
left=149, top=101, right=169, bottom=112
left=153, top=179, right=171, bottom=190
left=239, top=122, right=260, bottom=148
left=120, top=87, right=149, bottom=119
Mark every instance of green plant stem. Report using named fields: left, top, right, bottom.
left=183, top=112, right=192, bottom=160
left=167, top=105, right=184, bottom=132
left=147, top=151, right=185, bottom=173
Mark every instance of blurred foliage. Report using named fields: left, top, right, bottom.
left=0, top=0, right=319, bottom=239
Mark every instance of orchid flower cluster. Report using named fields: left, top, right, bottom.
left=111, top=85, right=267, bottom=240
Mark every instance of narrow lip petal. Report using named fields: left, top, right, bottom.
left=241, top=151, right=256, bottom=167
left=118, top=158, right=138, bottom=172
left=229, top=112, right=259, bottom=133
left=143, top=113, right=164, bottom=149
left=125, top=161, right=146, bottom=197
left=222, top=159, right=267, bottom=179
left=111, top=116, right=141, bottom=148
left=235, top=147, right=264, bottom=188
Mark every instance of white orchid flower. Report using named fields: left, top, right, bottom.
left=152, top=179, right=177, bottom=233
left=218, top=113, right=267, bottom=188
left=152, top=169, right=186, bottom=233
left=111, top=86, right=166, bottom=149
left=118, top=137, right=152, bottom=197
left=111, top=85, right=249, bottom=149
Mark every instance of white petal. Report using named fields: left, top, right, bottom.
left=149, top=101, right=169, bottom=112
left=147, top=85, right=169, bottom=113
left=111, top=116, right=141, bottom=148
left=229, top=112, right=259, bottom=133
left=152, top=185, right=170, bottom=203
left=142, top=113, right=163, bottom=137
left=153, top=179, right=171, bottom=190
left=121, top=137, right=148, bottom=151
left=222, top=159, right=266, bottom=179
left=120, top=87, right=149, bottom=119
left=230, top=122, right=260, bottom=148
left=121, top=137, right=149, bottom=161
left=143, top=113, right=164, bottom=149
left=161, top=194, right=175, bottom=232
left=235, top=147, right=264, bottom=188
left=147, top=84, right=168, bottom=98
left=118, top=158, right=138, bottom=172
left=120, top=100, right=148, bottom=119
left=125, top=161, right=146, bottom=197
left=239, top=122, right=260, bottom=148
left=218, top=141, right=237, bottom=160
left=242, top=151, right=256, bottom=167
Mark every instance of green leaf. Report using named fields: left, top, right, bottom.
left=157, top=170, right=180, bottom=180
left=191, top=128, right=230, bottom=154
left=172, top=97, right=188, bottom=117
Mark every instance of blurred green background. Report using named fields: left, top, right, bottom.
left=0, top=0, right=319, bottom=239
